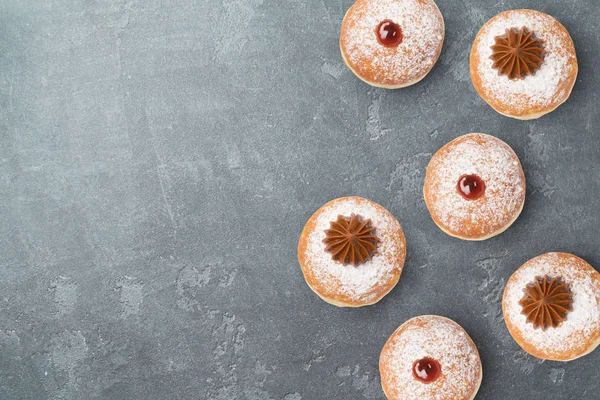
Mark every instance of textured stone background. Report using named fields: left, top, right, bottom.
left=0, top=0, right=598, bottom=399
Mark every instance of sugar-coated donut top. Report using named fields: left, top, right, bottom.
left=504, top=253, right=600, bottom=359
left=424, top=133, right=525, bottom=239
left=303, top=197, right=405, bottom=303
left=380, top=316, right=482, bottom=400
left=340, top=0, right=444, bottom=86
left=473, top=9, right=577, bottom=115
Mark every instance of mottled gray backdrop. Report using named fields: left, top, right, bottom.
left=0, top=0, right=598, bottom=399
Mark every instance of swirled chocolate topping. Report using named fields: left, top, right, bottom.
left=323, top=214, right=380, bottom=267
left=490, top=27, right=545, bottom=80
left=519, top=275, right=573, bottom=331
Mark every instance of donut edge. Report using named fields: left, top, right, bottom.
left=339, top=0, right=446, bottom=89
left=423, top=133, right=527, bottom=241
left=297, top=196, right=407, bottom=307
left=501, top=252, right=600, bottom=361
left=379, top=315, right=483, bottom=400
left=469, top=9, right=578, bottom=119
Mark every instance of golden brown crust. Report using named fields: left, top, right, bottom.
left=380, top=315, right=482, bottom=400
left=340, top=0, right=445, bottom=88
left=470, top=9, right=578, bottom=119
left=503, top=253, right=600, bottom=361
left=424, top=133, right=526, bottom=240
left=298, top=197, right=406, bottom=307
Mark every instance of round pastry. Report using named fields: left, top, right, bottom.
left=340, top=0, right=445, bottom=88
left=503, top=252, right=600, bottom=361
left=423, top=133, right=526, bottom=240
left=297, top=196, right=406, bottom=307
left=470, top=9, right=578, bottom=119
left=380, top=315, right=482, bottom=400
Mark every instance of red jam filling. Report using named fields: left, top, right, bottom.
left=412, top=357, right=441, bottom=383
left=376, top=20, right=403, bottom=47
left=457, top=174, right=486, bottom=200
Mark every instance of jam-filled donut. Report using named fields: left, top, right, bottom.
left=340, top=0, right=445, bottom=88
left=503, top=252, right=600, bottom=361
left=298, top=196, right=406, bottom=307
left=380, top=315, right=482, bottom=400
left=424, top=133, right=526, bottom=240
left=470, top=9, right=578, bottom=119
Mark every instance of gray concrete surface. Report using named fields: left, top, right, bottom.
left=0, top=0, right=598, bottom=398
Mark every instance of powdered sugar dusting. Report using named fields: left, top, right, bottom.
left=474, top=10, right=576, bottom=112
left=381, top=316, right=482, bottom=400
left=425, top=133, right=525, bottom=238
left=341, top=0, right=444, bottom=86
left=304, top=197, right=405, bottom=302
left=504, top=253, right=600, bottom=357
